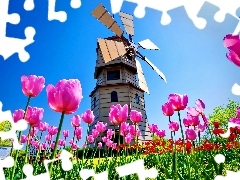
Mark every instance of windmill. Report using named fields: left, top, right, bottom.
left=88, top=4, right=167, bottom=147
left=91, top=3, right=167, bottom=95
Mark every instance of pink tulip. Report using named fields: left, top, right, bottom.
left=87, top=135, right=94, bottom=143
left=112, top=143, right=117, bottom=149
left=183, top=118, right=191, bottom=127
left=120, top=122, right=129, bottom=136
left=187, top=99, right=205, bottom=116
left=128, top=125, right=136, bottom=135
left=156, top=130, right=166, bottom=138
left=195, top=99, right=205, bottom=114
left=102, top=136, right=107, bottom=143
left=69, top=139, right=74, bottom=145
left=125, top=133, right=133, bottom=144
left=106, top=129, right=114, bottom=139
left=81, top=109, right=94, bottom=124
left=48, top=126, right=58, bottom=136
left=130, top=110, right=142, bottom=124
left=38, top=122, right=49, bottom=132
left=25, top=106, right=44, bottom=127
left=109, top=104, right=128, bottom=124
left=20, top=135, right=27, bottom=144
left=30, top=128, right=38, bottom=136
left=58, top=139, right=66, bottom=146
left=13, top=109, right=25, bottom=123
left=106, top=139, right=113, bottom=147
left=42, top=142, right=47, bottom=149
left=196, top=124, right=206, bottom=133
left=71, top=143, right=78, bottom=150
left=71, top=115, right=81, bottom=127
left=162, top=102, right=174, bottom=116
left=46, top=79, right=83, bottom=114
left=51, top=143, right=55, bottom=149
left=149, top=124, right=158, bottom=134
left=91, top=129, right=99, bottom=139
left=75, top=127, right=82, bottom=140
left=168, top=121, right=179, bottom=132
left=185, top=129, right=197, bottom=140
left=95, top=121, right=107, bottom=133
left=98, top=142, right=102, bottom=148
left=21, top=75, right=45, bottom=97
left=187, top=114, right=200, bottom=127
left=168, top=93, right=188, bottom=111
left=223, top=34, right=240, bottom=66
left=109, top=112, right=118, bottom=124
left=63, top=130, right=69, bottom=138
left=236, top=107, right=240, bottom=118
left=45, top=134, right=52, bottom=142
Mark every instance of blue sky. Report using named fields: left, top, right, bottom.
left=0, top=0, right=240, bottom=146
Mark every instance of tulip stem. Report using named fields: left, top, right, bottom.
left=11, top=96, right=31, bottom=180
left=49, top=112, right=65, bottom=176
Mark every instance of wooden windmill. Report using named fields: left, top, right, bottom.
left=88, top=4, right=167, bottom=147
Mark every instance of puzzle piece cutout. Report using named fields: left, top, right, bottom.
left=0, top=156, right=14, bottom=180
left=0, top=0, right=36, bottom=62
left=116, top=159, right=158, bottom=180
left=23, top=0, right=81, bottom=22
left=0, top=101, right=28, bottom=150
left=21, top=150, right=73, bottom=180
left=110, top=0, right=240, bottom=30
left=219, top=122, right=240, bottom=138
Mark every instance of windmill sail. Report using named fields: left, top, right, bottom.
left=136, top=59, right=149, bottom=94
left=98, top=38, right=127, bottom=63
left=119, top=12, right=134, bottom=35
left=91, top=4, right=123, bottom=37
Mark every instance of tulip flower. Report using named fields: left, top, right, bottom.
left=87, top=135, right=94, bottom=144
left=38, top=122, right=49, bottom=132
left=168, top=93, right=188, bottom=111
left=30, top=127, right=38, bottom=136
left=185, top=129, right=197, bottom=141
left=156, top=130, right=166, bottom=138
left=168, top=121, right=179, bottom=132
left=48, top=126, right=58, bottom=136
left=13, top=109, right=25, bottom=123
left=120, top=122, right=129, bottom=136
left=130, top=110, right=142, bottom=124
left=223, top=34, right=240, bottom=67
left=125, top=133, right=133, bottom=144
left=45, top=134, right=52, bottom=142
left=20, top=135, right=27, bottom=144
left=95, top=121, right=107, bottom=133
left=21, top=75, right=45, bottom=97
left=149, top=124, right=158, bottom=134
left=97, top=142, right=102, bottom=148
left=63, top=130, right=69, bottom=138
left=81, top=109, right=94, bottom=124
left=75, top=127, right=83, bottom=140
left=106, top=129, right=114, bottom=139
left=25, top=106, right=44, bottom=127
left=162, top=102, right=174, bottom=116
left=109, top=104, right=128, bottom=124
left=91, top=129, right=100, bottom=139
left=46, top=79, right=83, bottom=114
left=71, top=115, right=81, bottom=127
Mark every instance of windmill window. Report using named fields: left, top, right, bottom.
left=135, top=93, right=139, bottom=104
left=93, top=97, right=96, bottom=107
left=107, top=70, right=120, bottom=80
left=111, top=91, right=118, bottom=102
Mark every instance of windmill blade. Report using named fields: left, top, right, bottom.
left=137, top=52, right=167, bottom=83
left=91, top=4, right=123, bottom=37
left=135, top=59, right=149, bottom=94
left=138, top=39, right=159, bottom=50
left=98, top=38, right=127, bottom=63
left=119, top=12, right=134, bottom=36
left=144, top=57, right=167, bottom=83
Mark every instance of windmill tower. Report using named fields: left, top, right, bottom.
left=88, top=4, right=167, bottom=147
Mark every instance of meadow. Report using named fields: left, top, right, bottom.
left=1, top=73, right=240, bottom=180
